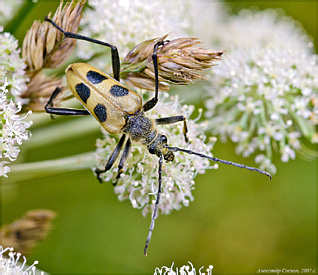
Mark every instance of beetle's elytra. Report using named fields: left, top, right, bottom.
left=67, top=63, right=142, bottom=134
left=44, top=16, right=272, bottom=256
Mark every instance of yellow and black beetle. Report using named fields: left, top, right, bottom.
left=44, top=17, right=272, bottom=256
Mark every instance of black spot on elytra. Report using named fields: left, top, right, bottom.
left=87, top=70, right=107, bottom=84
left=110, top=85, right=129, bottom=97
left=94, top=104, right=107, bottom=122
left=75, top=83, right=90, bottom=104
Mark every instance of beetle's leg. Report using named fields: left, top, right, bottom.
left=95, top=134, right=126, bottom=183
left=45, top=87, right=90, bottom=116
left=144, top=154, right=163, bottom=256
left=143, top=41, right=165, bottom=112
left=44, top=17, right=120, bottom=81
left=155, top=115, right=189, bottom=143
left=113, top=138, right=131, bottom=186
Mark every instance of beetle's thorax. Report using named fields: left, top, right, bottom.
left=123, top=111, right=174, bottom=162
left=123, top=111, right=157, bottom=144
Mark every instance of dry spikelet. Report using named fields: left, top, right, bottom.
left=0, top=209, right=57, bottom=256
left=20, top=0, right=85, bottom=112
left=122, top=35, right=224, bottom=91
left=21, top=72, right=65, bottom=112
left=124, top=34, right=169, bottom=65
left=123, top=72, right=170, bottom=92
left=22, top=0, right=85, bottom=72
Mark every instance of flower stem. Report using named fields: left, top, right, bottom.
left=24, top=115, right=100, bottom=150
left=5, top=152, right=96, bottom=183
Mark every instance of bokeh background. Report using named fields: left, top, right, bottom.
left=1, top=1, right=316, bottom=274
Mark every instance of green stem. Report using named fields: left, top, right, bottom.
left=4, top=1, right=36, bottom=35
left=238, top=111, right=250, bottom=129
left=120, top=60, right=148, bottom=79
left=259, top=102, right=268, bottom=127
left=5, top=151, right=96, bottom=183
left=24, top=115, right=100, bottom=149
left=288, top=108, right=312, bottom=139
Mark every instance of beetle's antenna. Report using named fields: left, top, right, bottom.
left=144, top=154, right=163, bottom=256
left=167, top=146, right=272, bottom=180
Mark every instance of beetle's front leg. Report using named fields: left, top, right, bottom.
left=45, top=87, right=90, bottom=116
left=155, top=115, right=189, bottom=142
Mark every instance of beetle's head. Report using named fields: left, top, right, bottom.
left=147, top=134, right=174, bottom=162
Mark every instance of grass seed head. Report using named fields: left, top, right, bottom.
left=122, top=35, right=224, bottom=90
left=22, top=1, right=85, bottom=72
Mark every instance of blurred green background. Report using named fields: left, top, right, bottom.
left=1, top=1, right=316, bottom=274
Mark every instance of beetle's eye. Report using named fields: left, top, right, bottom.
left=160, top=135, right=167, bottom=143
left=148, top=147, right=156, bottom=154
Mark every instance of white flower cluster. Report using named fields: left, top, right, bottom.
left=205, top=22, right=317, bottom=173
left=0, top=246, right=43, bottom=275
left=0, top=26, right=28, bottom=105
left=96, top=91, right=217, bottom=216
left=216, top=8, right=314, bottom=52
left=77, top=0, right=189, bottom=67
left=197, top=8, right=317, bottom=174
left=154, top=261, right=213, bottom=275
left=1, top=81, right=32, bottom=177
left=1, top=27, right=31, bottom=177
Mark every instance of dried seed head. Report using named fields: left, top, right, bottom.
left=123, top=71, right=170, bottom=92
left=22, top=1, right=85, bottom=72
left=20, top=0, right=85, bottom=112
left=0, top=209, right=57, bottom=256
left=122, top=35, right=224, bottom=90
left=124, top=34, right=169, bottom=64
left=20, top=72, right=65, bottom=112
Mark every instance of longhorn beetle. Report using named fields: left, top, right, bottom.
left=44, top=17, right=272, bottom=256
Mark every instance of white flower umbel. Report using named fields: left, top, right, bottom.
left=205, top=45, right=317, bottom=174
left=0, top=246, right=44, bottom=275
left=0, top=27, right=31, bottom=177
left=0, top=26, right=28, bottom=105
left=1, top=81, right=32, bottom=177
left=217, top=8, right=314, bottom=53
left=96, top=91, right=217, bottom=217
left=77, top=0, right=189, bottom=67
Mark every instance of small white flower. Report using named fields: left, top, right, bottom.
left=0, top=161, right=10, bottom=178
left=0, top=246, right=44, bottom=275
left=255, top=154, right=277, bottom=174
left=96, top=91, right=216, bottom=217
left=281, top=145, right=296, bottom=162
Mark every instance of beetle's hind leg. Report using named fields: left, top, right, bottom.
left=95, top=134, right=126, bottom=183
left=44, top=17, right=121, bottom=81
left=155, top=115, right=189, bottom=143
left=45, top=87, right=90, bottom=116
